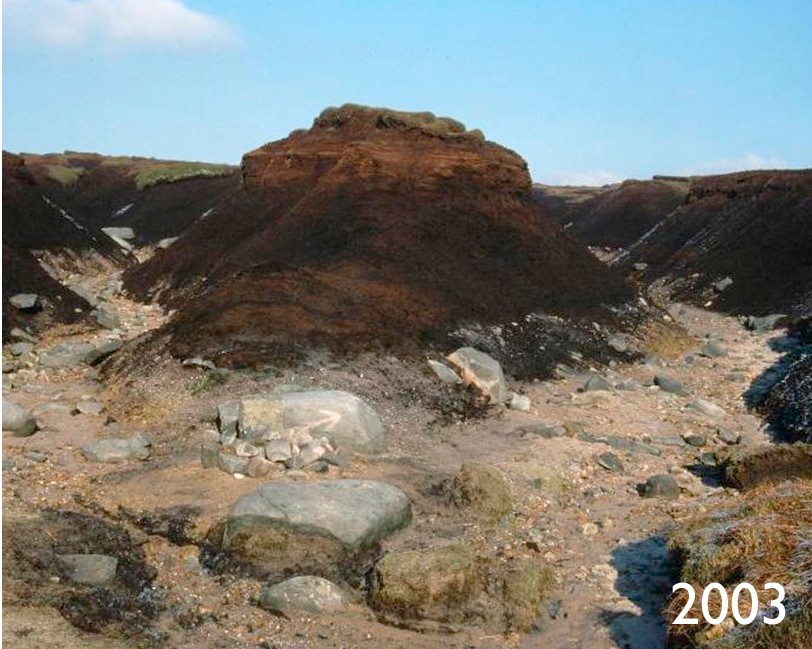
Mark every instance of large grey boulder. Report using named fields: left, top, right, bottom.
left=58, top=554, right=118, bottom=585
left=224, top=480, right=411, bottom=576
left=9, top=293, right=40, bottom=311
left=446, top=347, right=508, bottom=404
left=260, top=576, right=349, bottom=615
left=282, top=390, right=384, bottom=453
left=218, top=390, right=386, bottom=453
left=3, top=398, right=37, bottom=436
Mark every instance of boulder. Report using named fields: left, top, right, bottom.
left=82, top=434, right=150, bottom=463
left=370, top=545, right=551, bottom=633
left=9, top=293, right=40, bottom=311
left=682, top=433, right=707, bottom=447
left=282, top=390, right=385, bottom=453
left=222, top=390, right=386, bottom=453
left=238, top=396, right=285, bottom=442
left=2, top=398, right=37, bottom=436
left=582, top=375, right=612, bottom=392
left=446, top=347, right=508, bottom=404
left=700, top=341, right=727, bottom=358
left=217, top=451, right=251, bottom=475
left=260, top=576, right=349, bottom=615
left=596, top=452, right=624, bottom=473
left=608, top=334, right=630, bottom=352
left=716, top=427, right=741, bottom=445
left=58, top=554, right=118, bottom=585
left=641, top=474, right=679, bottom=499
left=518, top=423, right=566, bottom=439
left=654, top=374, right=690, bottom=396
left=68, top=282, right=99, bottom=306
left=224, top=480, right=411, bottom=576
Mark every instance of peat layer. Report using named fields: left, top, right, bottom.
left=124, top=105, right=636, bottom=366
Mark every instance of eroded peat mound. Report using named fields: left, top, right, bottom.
left=123, top=104, right=643, bottom=369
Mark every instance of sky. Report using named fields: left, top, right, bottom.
left=3, top=0, right=811, bottom=184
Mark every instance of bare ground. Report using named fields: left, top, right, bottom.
left=3, top=271, right=783, bottom=649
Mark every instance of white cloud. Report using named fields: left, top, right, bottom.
left=544, top=169, right=623, bottom=187
left=5, top=0, right=236, bottom=51
left=679, top=152, right=787, bottom=176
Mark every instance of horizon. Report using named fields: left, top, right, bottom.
left=3, top=1, right=811, bottom=184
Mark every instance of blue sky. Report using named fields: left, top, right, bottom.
left=3, top=0, right=811, bottom=184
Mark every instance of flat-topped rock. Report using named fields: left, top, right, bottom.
left=9, top=293, right=40, bottom=311
left=226, top=479, right=410, bottom=549
left=260, top=576, right=349, bottom=615
left=224, top=479, right=411, bottom=577
left=218, top=389, right=385, bottom=453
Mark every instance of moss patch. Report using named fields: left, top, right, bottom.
left=46, top=164, right=84, bottom=186
left=448, top=462, right=513, bottom=525
left=370, top=544, right=551, bottom=633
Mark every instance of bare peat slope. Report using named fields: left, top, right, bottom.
left=125, top=105, right=639, bottom=367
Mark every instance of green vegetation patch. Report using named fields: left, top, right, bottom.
left=315, top=103, right=483, bottom=140
left=45, top=164, right=85, bottom=186
left=132, top=162, right=233, bottom=190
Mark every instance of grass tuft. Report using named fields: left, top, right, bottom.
left=667, top=479, right=812, bottom=648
